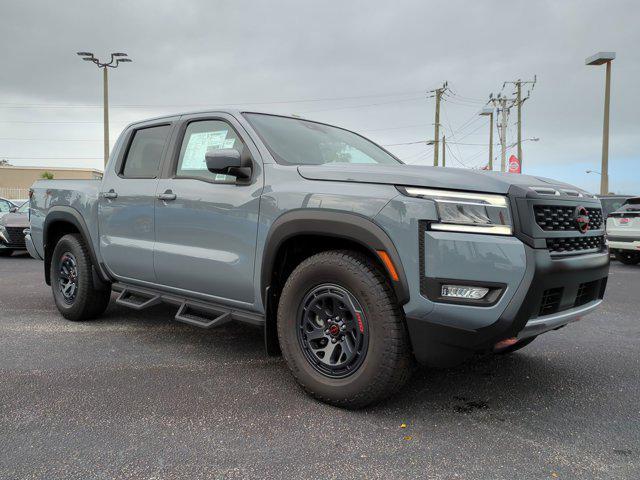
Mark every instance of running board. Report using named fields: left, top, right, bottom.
left=174, top=302, right=232, bottom=329
left=110, top=282, right=264, bottom=328
left=116, top=288, right=161, bottom=310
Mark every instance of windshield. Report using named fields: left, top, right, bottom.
left=619, top=198, right=640, bottom=212
left=600, top=197, right=631, bottom=217
left=244, top=113, right=401, bottom=166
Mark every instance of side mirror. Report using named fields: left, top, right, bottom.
left=9, top=206, right=17, bottom=213
left=205, top=149, right=252, bottom=180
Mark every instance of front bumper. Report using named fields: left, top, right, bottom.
left=607, top=238, right=640, bottom=252
left=406, top=245, right=609, bottom=367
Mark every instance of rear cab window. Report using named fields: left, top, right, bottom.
left=175, top=120, right=245, bottom=183
left=120, top=124, right=171, bottom=178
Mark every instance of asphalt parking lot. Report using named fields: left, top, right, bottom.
left=1, top=254, right=638, bottom=479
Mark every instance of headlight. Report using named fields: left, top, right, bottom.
left=0, top=226, right=8, bottom=243
left=398, top=187, right=513, bottom=235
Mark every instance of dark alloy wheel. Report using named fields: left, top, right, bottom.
left=297, top=284, right=368, bottom=378
left=277, top=250, right=413, bottom=409
left=51, top=233, right=111, bottom=321
left=58, top=252, right=79, bottom=304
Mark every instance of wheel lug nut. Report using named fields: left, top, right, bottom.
left=331, top=338, right=337, bottom=343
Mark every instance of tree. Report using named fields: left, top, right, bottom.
left=41, top=171, right=54, bottom=180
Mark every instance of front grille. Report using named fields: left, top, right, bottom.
left=539, top=287, right=563, bottom=316
left=575, top=281, right=599, bottom=307
left=534, top=205, right=603, bottom=231
left=4, top=227, right=26, bottom=248
left=546, top=235, right=605, bottom=254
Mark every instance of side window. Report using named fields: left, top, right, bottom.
left=0, top=200, right=11, bottom=212
left=176, top=120, right=245, bottom=183
left=121, top=124, right=171, bottom=178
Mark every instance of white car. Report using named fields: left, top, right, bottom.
left=606, top=197, right=640, bottom=265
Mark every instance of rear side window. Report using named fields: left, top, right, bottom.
left=121, top=125, right=171, bottom=178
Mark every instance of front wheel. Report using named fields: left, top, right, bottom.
left=277, top=250, right=413, bottom=409
left=614, top=250, right=640, bottom=265
left=51, top=233, right=111, bottom=321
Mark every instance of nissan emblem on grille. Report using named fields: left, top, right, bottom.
left=573, top=206, right=590, bottom=234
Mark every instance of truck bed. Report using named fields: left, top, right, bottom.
left=29, top=179, right=102, bottom=260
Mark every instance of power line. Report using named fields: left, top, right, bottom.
left=362, top=122, right=433, bottom=133
left=0, top=120, right=102, bottom=124
left=300, top=96, right=425, bottom=114
left=0, top=137, right=101, bottom=142
left=0, top=89, right=428, bottom=110
left=0, top=156, right=102, bottom=159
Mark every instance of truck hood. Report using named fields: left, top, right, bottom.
left=297, top=164, right=586, bottom=195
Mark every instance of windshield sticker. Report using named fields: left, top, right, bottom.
left=181, top=130, right=228, bottom=170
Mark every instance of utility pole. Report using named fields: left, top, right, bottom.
left=499, top=102, right=508, bottom=172
left=489, top=94, right=516, bottom=172
left=442, top=135, right=446, bottom=167
left=429, top=82, right=448, bottom=167
left=77, top=52, right=132, bottom=167
left=503, top=76, right=536, bottom=171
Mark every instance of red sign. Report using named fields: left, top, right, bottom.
left=508, top=155, right=521, bottom=174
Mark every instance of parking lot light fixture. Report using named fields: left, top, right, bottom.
left=77, top=51, right=132, bottom=166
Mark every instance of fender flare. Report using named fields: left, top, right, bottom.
left=261, top=209, right=410, bottom=305
left=42, top=207, right=109, bottom=286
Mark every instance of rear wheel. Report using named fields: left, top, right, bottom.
left=277, top=250, right=412, bottom=408
left=495, top=335, right=537, bottom=355
left=51, top=234, right=111, bottom=321
left=614, top=251, right=640, bottom=265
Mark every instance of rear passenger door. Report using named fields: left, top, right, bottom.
left=153, top=114, right=263, bottom=306
left=98, top=121, right=174, bottom=282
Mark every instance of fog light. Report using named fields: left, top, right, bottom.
left=441, top=285, right=489, bottom=300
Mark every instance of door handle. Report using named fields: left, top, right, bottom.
left=102, top=190, right=118, bottom=199
left=158, top=191, right=177, bottom=201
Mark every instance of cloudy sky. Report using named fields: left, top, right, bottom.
left=1, top=0, right=638, bottom=193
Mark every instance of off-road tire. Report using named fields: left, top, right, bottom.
left=51, top=233, right=111, bottom=321
left=614, top=251, right=640, bottom=265
left=277, top=250, right=413, bottom=408
left=496, top=335, right=537, bottom=355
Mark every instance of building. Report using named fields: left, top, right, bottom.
left=0, top=165, right=103, bottom=199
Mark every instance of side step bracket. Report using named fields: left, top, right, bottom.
left=174, top=302, right=233, bottom=329
left=116, top=288, right=161, bottom=310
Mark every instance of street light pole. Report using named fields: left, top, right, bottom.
left=103, top=66, right=109, bottom=167
left=479, top=107, right=494, bottom=170
left=586, top=52, right=616, bottom=195
left=601, top=60, right=612, bottom=195
left=77, top=52, right=132, bottom=167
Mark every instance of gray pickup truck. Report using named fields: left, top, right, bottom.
left=26, top=111, right=609, bottom=408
